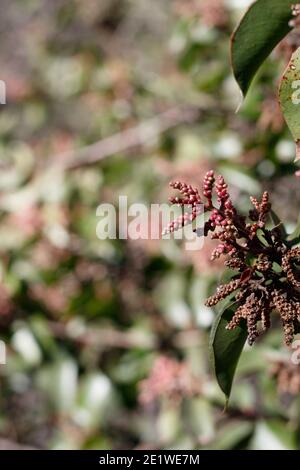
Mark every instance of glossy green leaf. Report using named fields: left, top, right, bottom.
left=279, top=46, right=300, bottom=161
left=256, top=228, right=269, bottom=247
left=231, top=0, right=294, bottom=97
left=209, top=302, right=247, bottom=401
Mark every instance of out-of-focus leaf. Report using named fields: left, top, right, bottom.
left=155, top=273, right=191, bottom=328
left=12, top=326, right=42, bottom=367
left=30, top=317, right=58, bottom=356
left=37, top=357, right=78, bottom=412
left=203, top=421, right=254, bottom=450
left=279, top=47, right=300, bottom=161
left=218, top=165, right=260, bottom=194
left=187, top=398, right=215, bottom=444
left=209, top=302, right=247, bottom=401
left=251, top=421, right=295, bottom=450
left=237, top=345, right=268, bottom=375
left=157, top=402, right=180, bottom=444
left=231, top=0, right=294, bottom=97
left=189, top=276, right=214, bottom=328
left=286, top=215, right=300, bottom=244
left=76, top=373, right=114, bottom=427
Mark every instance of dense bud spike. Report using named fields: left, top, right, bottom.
left=165, top=170, right=300, bottom=347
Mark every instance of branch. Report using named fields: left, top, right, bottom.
left=48, top=321, right=157, bottom=349
left=49, top=106, right=199, bottom=170
left=0, top=106, right=199, bottom=210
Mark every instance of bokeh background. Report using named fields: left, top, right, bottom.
left=0, top=0, right=300, bottom=450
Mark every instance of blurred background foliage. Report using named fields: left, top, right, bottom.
left=0, top=0, right=300, bottom=450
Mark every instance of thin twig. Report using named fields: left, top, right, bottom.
left=48, top=321, right=157, bottom=349
left=49, top=106, right=199, bottom=170
left=0, top=106, right=199, bottom=210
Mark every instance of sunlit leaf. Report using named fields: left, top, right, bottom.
left=279, top=46, right=300, bottom=161
left=203, top=421, right=254, bottom=450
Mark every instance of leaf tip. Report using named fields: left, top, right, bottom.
left=235, top=90, right=244, bottom=114
left=223, top=397, right=230, bottom=413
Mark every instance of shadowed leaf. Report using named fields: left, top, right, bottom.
left=209, top=302, right=247, bottom=401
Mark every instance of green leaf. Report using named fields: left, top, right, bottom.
left=231, top=0, right=294, bottom=98
left=256, top=228, right=269, bottom=247
left=279, top=46, right=300, bottom=161
left=203, top=421, right=254, bottom=450
left=209, top=302, right=247, bottom=401
left=287, top=214, right=300, bottom=244
left=270, top=210, right=288, bottom=239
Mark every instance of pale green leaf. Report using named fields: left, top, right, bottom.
left=279, top=46, right=300, bottom=161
